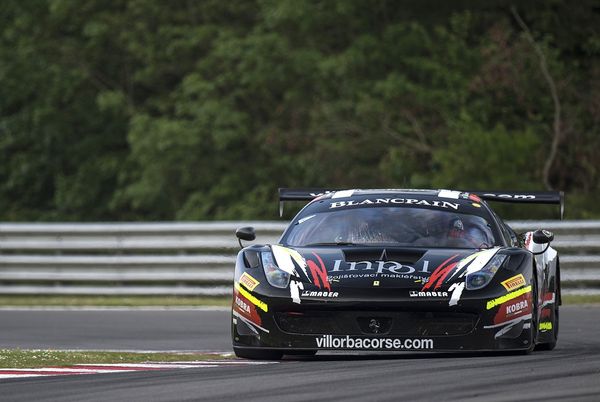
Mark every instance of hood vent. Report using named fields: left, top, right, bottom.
left=343, top=248, right=426, bottom=264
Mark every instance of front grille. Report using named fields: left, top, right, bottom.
left=275, top=311, right=478, bottom=336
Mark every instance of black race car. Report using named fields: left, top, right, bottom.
left=231, top=188, right=563, bottom=359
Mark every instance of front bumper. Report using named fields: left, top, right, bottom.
left=232, top=295, right=534, bottom=353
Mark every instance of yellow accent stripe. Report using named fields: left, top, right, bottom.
left=486, top=285, right=532, bottom=310
left=235, top=283, right=268, bottom=312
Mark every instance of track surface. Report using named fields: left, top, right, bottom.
left=1, top=306, right=599, bottom=402
left=0, top=309, right=230, bottom=351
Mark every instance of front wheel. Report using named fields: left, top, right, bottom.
left=535, top=275, right=559, bottom=351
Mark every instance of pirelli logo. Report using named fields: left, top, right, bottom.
left=501, top=274, right=526, bottom=292
left=486, top=285, right=532, bottom=310
left=239, top=272, right=259, bottom=291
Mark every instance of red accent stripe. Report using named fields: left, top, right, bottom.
left=422, top=254, right=459, bottom=291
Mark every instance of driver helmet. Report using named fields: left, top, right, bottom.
left=448, top=217, right=465, bottom=238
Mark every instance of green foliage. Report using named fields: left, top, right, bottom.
left=0, top=0, right=598, bottom=221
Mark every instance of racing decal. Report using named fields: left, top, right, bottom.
left=301, top=290, right=339, bottom=298
left=539, top=322, right=553, bottom=331
left=541, top=292, right=555, bottom=308
left=315, top=335, right=434, bottom=350
left=486, top=285, right=532, bottom=310
left=329, top=198, right=459, bottom=210
left=448, top=282, right=465, bottom=306
left=271, top=245, right=309, bottom=279
left=331, top=259, right=426, bottom=274
left=409, top=290, right=448, bottom=298
left=306, top=252, right=331, bottom=291
left=524, top=232, right=533, bottom=250
left=235, top=283, right=268, bottom=312
left=331, top=189, right=355, bottom=198
left=233, top=293, right=263, bottom=326
left=289, top=279, right=304, bottom=304
left=501, top=274, right=526, bottom=292
left=239, top=272, right=260, bottom=291
left=462, top=248, right=501, bottom=275
left=481, top=193, right=536, bottom=200
left=468, top=194, right=482, bottom=203
left=421, top=254, right=460, bottom=291
left=232, top=310, right=270, bottom=333
left=484, top=313, right=532, bottom=339
left=493, top=293, right=532, bottom=325
left=438, top=190, right=461, bottom=199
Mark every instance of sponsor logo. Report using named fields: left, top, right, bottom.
left=315, top=335, right=434, bottom=350
left=301, top=290, right=339, bottom=298
left=409, top=290, right=448, bottom=298
left=482, top=193, right=536, bottom=200
left=539, top=322, right=553, bottom=331
left=234, top=296, right=251, bottom=315
left=501, top=274, right=526, bottom=292
left=505, top=299, right=528, bottom=315
left=330, top=259, right=430, bottom=275
left=329, top=198, right=459, bottom=210
left=486, top=285, right=532, bottom=310
left=239, top=272, right=259, bottom=291
left=235, top=283, right=268, bottom=312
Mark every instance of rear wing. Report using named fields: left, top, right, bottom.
left=278, top=188, right=565, bottom=219
left=467, top=191, right=565, bottom=219
left=278, top=188, right=337, bottom=216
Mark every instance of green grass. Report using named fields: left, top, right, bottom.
left=0, top=295, right=231, bottom=307
left=0, top=349, right=232, bottom=368
left=562, top=295, right=600, bottom=304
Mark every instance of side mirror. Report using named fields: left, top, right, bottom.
left=532, top=229, right=554, bottom=244
left=235, top=226, right=256, bottom=248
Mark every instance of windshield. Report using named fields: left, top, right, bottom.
left=283, top=207, right=496, bottom=248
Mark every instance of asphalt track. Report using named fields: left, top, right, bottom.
left=1, top=306, right=599, bottom=402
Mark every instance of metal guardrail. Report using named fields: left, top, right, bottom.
left=0, top=221, right=598, bottom=295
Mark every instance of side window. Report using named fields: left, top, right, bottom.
left=492, top=211, right=515, bottom=246
left=499, top=218, right=517, bottom=246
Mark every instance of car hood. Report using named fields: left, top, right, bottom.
left=271, top=244, right=502, bottom=290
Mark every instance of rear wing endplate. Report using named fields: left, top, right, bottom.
left=278, top=188, right=336, bottom=216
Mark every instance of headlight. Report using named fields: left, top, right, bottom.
left=465, top=254, right=507, bottom=290
left=261, top=251, right=290, bottom=288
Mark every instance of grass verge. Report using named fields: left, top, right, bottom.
left=0, top=349, right=231, bottom=368
left=562, top=295, right=600, bottom=304
left=0, top=295, right=230, bottom=307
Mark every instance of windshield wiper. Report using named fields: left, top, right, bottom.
left=302, top=242, right=360, bottom=247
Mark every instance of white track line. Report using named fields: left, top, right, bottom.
left=0, top=360, right=278, bottom=380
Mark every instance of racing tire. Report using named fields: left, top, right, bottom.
left=522, top=266, right=538, bottom=355
left=233, top=347, right=283, bottom=360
